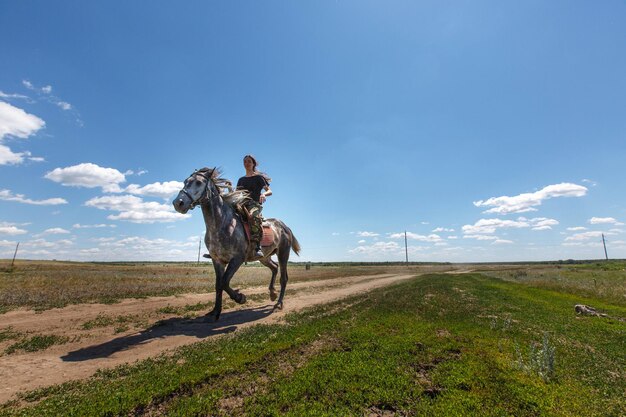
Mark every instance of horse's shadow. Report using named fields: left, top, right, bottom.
left=61, top=304, right=275, bottom=362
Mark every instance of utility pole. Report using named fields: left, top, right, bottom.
left=11, top=242, right=19, bottom=269
left=197, top=239, right=201, bottom=264
left=602, top=233, right=608, bottom=260
left=404, top=230, right=408, bottom=265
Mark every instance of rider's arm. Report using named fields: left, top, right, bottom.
left=260, top=185, right=272, bottom=203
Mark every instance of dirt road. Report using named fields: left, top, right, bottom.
left=0, top=273, right=417, bottom=403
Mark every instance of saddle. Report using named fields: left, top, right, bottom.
left=243, top=222, right=274, bottom=247
left=239, top=205, right=274, bottom=247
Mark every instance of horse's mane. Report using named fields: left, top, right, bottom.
left=197, top=167, right=252, bottom=208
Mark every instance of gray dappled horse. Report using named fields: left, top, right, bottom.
left=173, top=167, right=300, bottom=322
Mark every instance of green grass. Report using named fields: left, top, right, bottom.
left=81, top=314, right=137, bottom=330
left=0, top=327, right=21, bottom=343
left=478, top=262, right=626, bottom=307
left=5, top=334, right=69, bottom=355
left=2, top=272, right=624, bottom=416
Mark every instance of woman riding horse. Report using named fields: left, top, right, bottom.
left=237, top=154, right=272, bottom=259
left=172, top=167, right=300, bottom=321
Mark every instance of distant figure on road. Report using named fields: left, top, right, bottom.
left=237, top=154, right=272, bottom=259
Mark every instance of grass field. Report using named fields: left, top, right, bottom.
left=475, top=261, right=626, bottom=307
left=1, top=263, right=624, bottom=416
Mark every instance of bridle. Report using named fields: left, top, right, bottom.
left=182, top=169, right=215, bottom=210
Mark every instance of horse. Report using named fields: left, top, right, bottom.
left=172, top=167, right=301, bottom=322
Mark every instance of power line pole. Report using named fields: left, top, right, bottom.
left=11, top=242, right=19, bottom=269
left=404, top=230, right=408, bottom=265
left=197, top=239, right=201, bottom=264
left=602, top=233, right=608, bottom=260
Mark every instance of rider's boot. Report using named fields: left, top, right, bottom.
left=251, top=240, right=264, bottom=259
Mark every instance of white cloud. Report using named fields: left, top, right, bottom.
left=331, top=232, right=340, bottom=236
left=0, top=189, right=67, bottom=205
left=124, top=181, right=184, bottom=199
left=581, top=179, right=597, bottom=187
left=493, top=239, right=514, bottom=244
left=0, top=102, right=45, bottom=139
left=448, top=235, right=458, bottom=239
left=464, top=234, right=499, bottom=241
left=389, top=232, right=442, bottom=242
left=589, top=217, right=624, bottom=226
left=45, top=163, right=126, bottom=192
left=97, top=236, right=195, bottom=250
left=85, top=194, right=188, bottom=223
left=0, top=101, right=46, bottom=165
left=529, top=217, right=559, bottom=231
left=23, top=238, right=74, bottom=249
left=0, top=224, right=28, bottom=235
left=22, top=81, right=74, bottom=112
left=565, top=231, right=613, bottom=242
left=0, top=146, right=45, bottom=165
left=0, top=145, right=25, bottom=165
left=358, top=239, right=366, bottom=244
left=72, top=223, right=117, bottom=229
left=80, top=248, right=101, bottom=254
left=462, top=218, right=529, bottom=234
left=462, top=217, right=558, bottom=235
left=567, top=226, right=587, bottom=231
left=473, top=183, right=587, bottom=215
left=349, top=241, right=400, bottom=254
left=57, top=101, right=71, bottom=111
left=0, top=91, right=29, bottom=100
left=42, top=227, right=70, bottom=235
left=0, top=239, right=17, bottom=247
left=432, top=227, right=455, bottom=233
left=357, top=231, right=379, bottom=237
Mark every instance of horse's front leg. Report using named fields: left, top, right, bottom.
left=222, top=256, right=247, bottom=305
left=206, top=261, right=225, bottom=322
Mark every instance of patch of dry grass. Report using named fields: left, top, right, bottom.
left=0, top=261, right=453, bottom=313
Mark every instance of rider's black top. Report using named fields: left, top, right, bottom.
left=236, top=175, right=268, bottom=203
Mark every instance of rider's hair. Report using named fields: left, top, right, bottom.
left=243, top=154, right=258, bottom=171
left=244, top=154, right=272, bottom=183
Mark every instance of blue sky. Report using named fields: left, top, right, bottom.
left=1, top=1, right=625, bottom=262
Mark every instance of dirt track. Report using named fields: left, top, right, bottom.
left=0, top=273, right=418, bottom=403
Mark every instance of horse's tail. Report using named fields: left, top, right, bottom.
left=277, top=220, right=300, bottom=256
left=291, top=232, right=301, bottom=256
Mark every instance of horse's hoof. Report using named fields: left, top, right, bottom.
left=273, top=302, right=283, bottom=311
left=204, top=311, right=220, bottom=323
left=269, top=290, right=277, bottom=302
left=236, top=293, right=247, bottom=305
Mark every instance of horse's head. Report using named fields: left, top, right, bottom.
left=172, top=168, right=215, bottom=214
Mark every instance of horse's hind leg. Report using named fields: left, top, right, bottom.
left=259, top=256, right=279, bottom=301
left=274, top=243, right=291, bottom=310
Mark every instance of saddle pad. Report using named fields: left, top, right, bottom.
left=261, top=225, right=274, bottom=247
left=242, top=223, right=274, bottom=247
